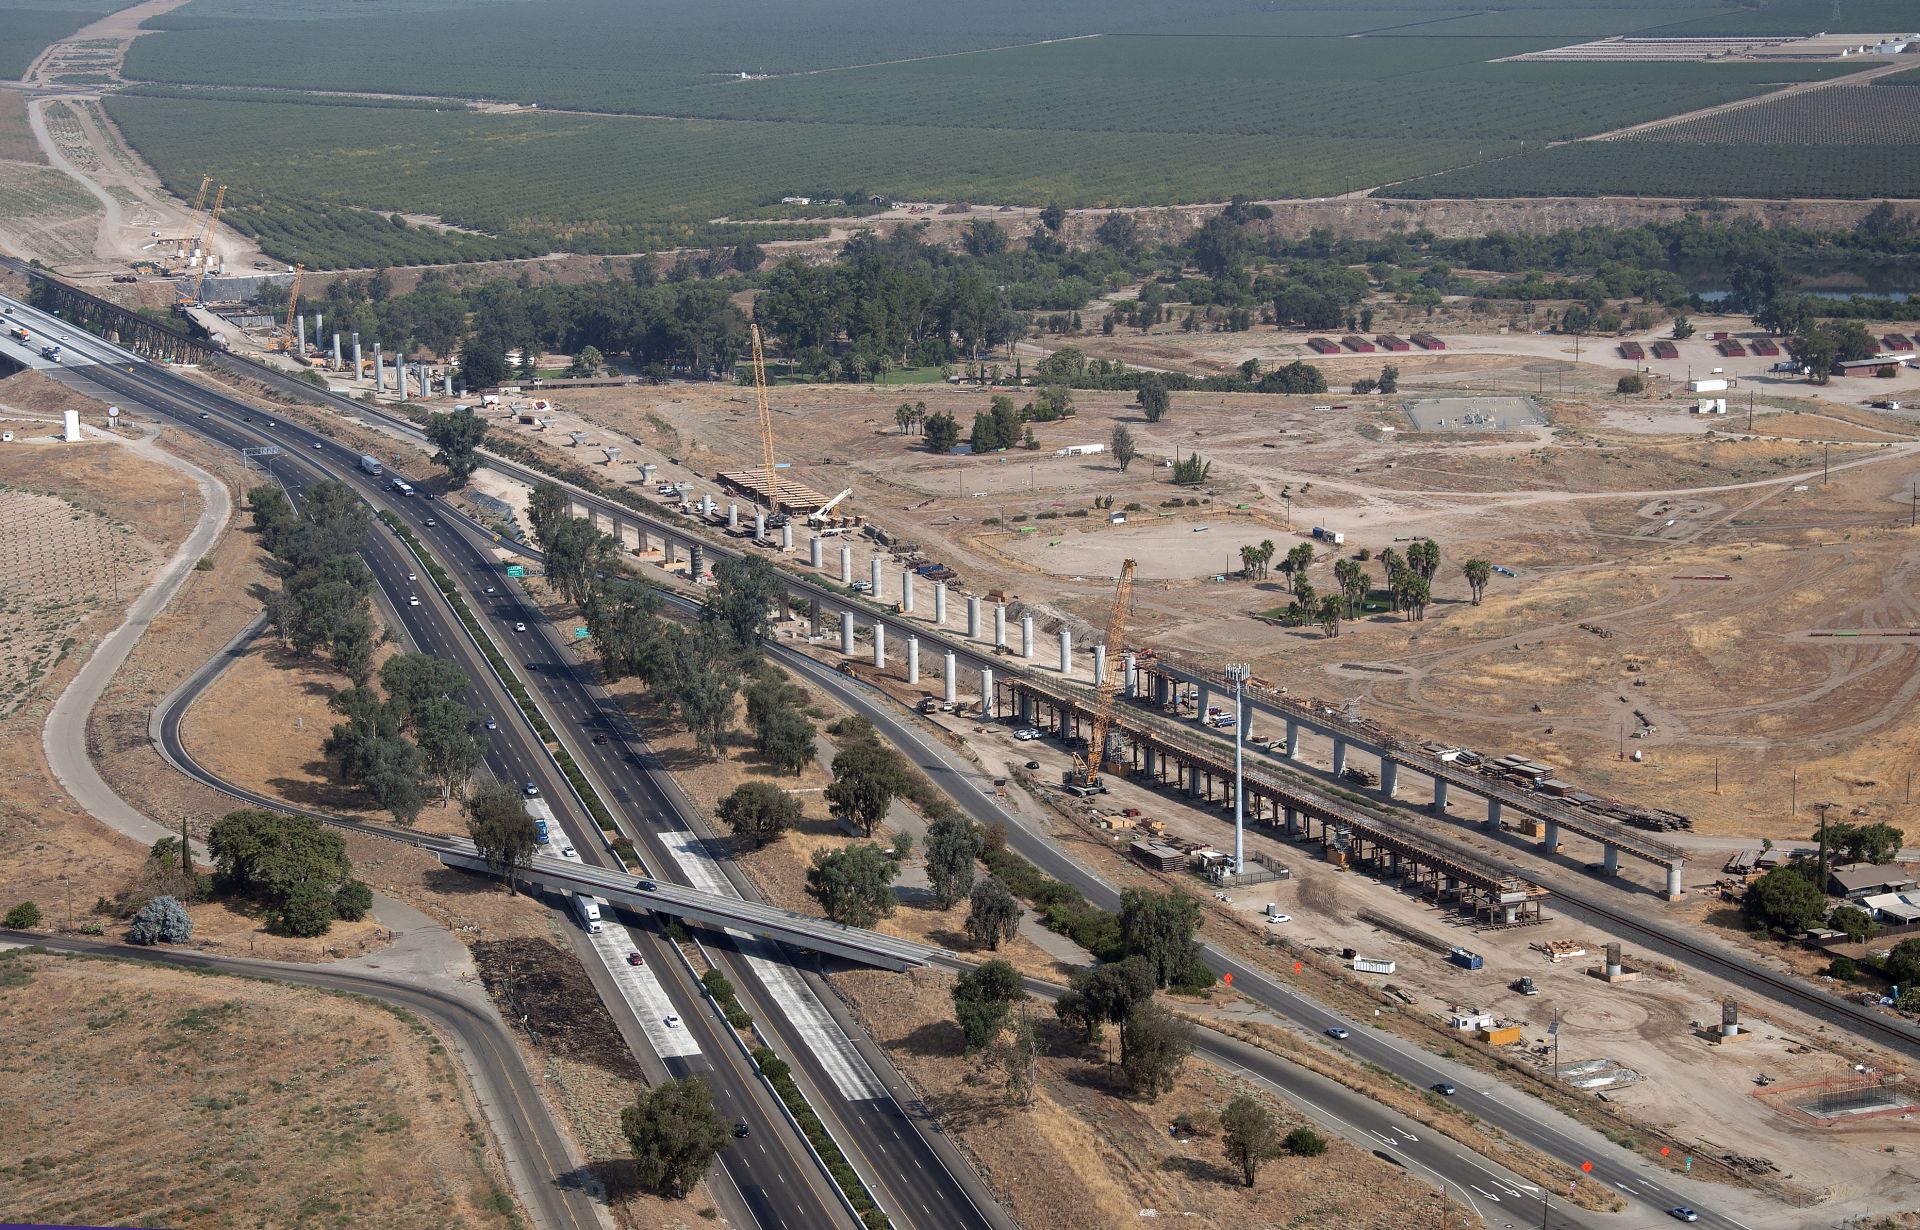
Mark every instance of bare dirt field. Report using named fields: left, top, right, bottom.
left=0, top=947, right=519, bottom=1230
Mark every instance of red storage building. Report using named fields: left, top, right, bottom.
left=1619, top=341, right=1645, bottom=360
left=1650, top=340, right=1679, bottom=359
left=1342, top=335, right=1375, bottom=352
left=1376, top=334, right=1411, bottom=351
left=1307, top=337, right=1341, bottom=354
left=1717, top=339, right=1747, bottom=357
left=1884, top=333, right=1914, bottom=351
left=1411, top=333, right=1446, bottom=350
left=1750, top=339, right=1780, bottom=356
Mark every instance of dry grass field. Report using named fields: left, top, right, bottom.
left=0, top=947, right=519, bottom=1230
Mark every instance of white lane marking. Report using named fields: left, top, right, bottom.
left=588, top=927, right=701, bottom=1058
left=1469, top=1185, right=1501, bottom=1202
left=743, top=942, right=887, bottom=1101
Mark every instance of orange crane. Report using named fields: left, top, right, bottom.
left=169, top=175, right=211, bottom=251
left=1068, top=557, right=1137, bottom=794
left=181, top=183, right=226, bottom=305
left=272, top=262, right=303, bottom=352
left=748, top=323, right=779, bottom=508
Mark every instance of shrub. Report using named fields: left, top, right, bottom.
left=1826, top=955, right=1857, bottom=981
left=4, top=901, right=41, bottom=929
left=1284, top=1127, right=1327, bottom=1157
left=127, top=895, right=193, bottom=945
left=193, top=558, right=214, bottom=571
left=333, top=879, right=373, bottom=922
left=1616, top=374, right=1645, bottom=395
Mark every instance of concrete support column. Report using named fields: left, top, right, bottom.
left=872, top=622, right=887, bottom=669
left=810, top=536, right=823, bottom=568
left=1331, top=736, right=1348, bottom=778
left=781, top=523, right=793, bottom=551
left=1485, top=798, right=1503, bottom=832
left=1094, top=644, right=1108, bottom=688
left=1058, top=627, right=1072, bottom=675
left=1665, top=861, right=1684, bottom=901
left=1124, top=652, right=1138, bottom=697
left=1380, top=761, right=1399, bottom=799
left=662, top=539, right=677, bottom=564
left=728, top=503, right=739, bottom=530
left=1187, top=764, right=1203, bottom=798
left=1021, top=615, right=1035, bottom=660
left=373, top=342, right=384, bottom=392
left=754, top=511, right=765, bottom=539
left=351, top=333, right=361, bottom=376
left=1284, top=806, right=1299, bottom=836
left=811, top=602, right=824, bottom=637
left=1431, top=777, right=1449, bottom=815
left=689, top=544, right=705, bottom=580
left=1058, top=706, right=1072, bottom=743
left=636, top=524, right=651, bottom=553
left=1542, top=817, right=1560, bottom=855
left=1143, top=746, right=1158, bottom=780
left=967, top=596, right=981, bottom=639
left=934, top=582, right=947, bottom=626
left=840, top=545, right=853, bottom=586
left=396, top=359, right=408, bottom=399
left=994, top=605, right=1007, bottom=650
left=1603, top=843, right=1619, bottom=877
left=331, top=333, right=342, bottom=370
left=841, top=614, right=857, bottom=656
left=1154, top=674, right=1170, bottom=707
left=943, top=652, right=957, bottom=705
left=980, top=667, right=994, bottom=719
left=870, top=558, right=883, bottom=600
left=297, top=314, right=306, bottom=353
left=906, top=636, right=919, bottom=684
left=901, top=571, right=915, bottom=613
left=1197, top=684, right=1212, bottom=720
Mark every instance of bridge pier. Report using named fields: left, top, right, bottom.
left=1094, top=643, right=1107, bottom=687
left=1124, top=652, right=1138, bottom=697
left=810, top=599, right=824, bottom=637
left=995, top=605, right=1008, bottom=651
left=1431, top=777, right=1449, bottom=814
left=689, top=544, right=705, bottom=580
left=906, top=636, right=919, bottom=684
left=1485, top=798, right=1503, bottom=832
left=1154, top=674, right=1170, bottom=708
left=1187, top=764, right=1203, bottom=799
left=943, top=652, right=957, bottom=705
left=754, top=511, right=766, bottom=540
left=841, top=614, right=857, bottom=656
left=872, top=622, right=887, bottom=669
left=781, top=522, right=793, bottom=552
left=809, top=536, right=823, bottom=568
left=1666, top=861, right=1684, bottom=901
left=1019, top=693, right=1034, bottom=725
left=967, top=595, right=981, bottom=638
left=979, top=667, right=994, bottom=719
left=1058, top=628, right=1072, bottom=675
left=870, top=558, right=883, bottom=599
left=1380, top=760, right=1399, bottom=799
left=1542, top=817, right=1560, bottom=855
left=728, top=502, right=739, bottom=530
left=901, top=571, right=915, bottom=613
left=1021, top=614, right=1035, bottom=660
left=1331, top=736, right=1348, bottom=779
left=840, top=545, right=853, bottom=586
left=1143, top=746, right=1158, bottom=781
left=1285, top=717, right=1300, bottom=759
left=934, top=581, right=947, bottom=625
left=1196, top=683, right=1211, bottom=720
left=662, top=539, right=678, bottom=565
left=1603, top=843, right=1619, bottom=877
left=1057, top=706, right=1072, bottom=743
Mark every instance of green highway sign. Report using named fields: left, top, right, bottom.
left=574, top=627, right=590, bottom=639
left=506, top=564, right=525, bottom=577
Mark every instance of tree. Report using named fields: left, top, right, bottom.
left=923, top=411, right=960, bottom=454
left=1284, top=1126, right=1327, bottom=1157
left=414, top=697, right=483, bottom=805
left=1401, top=573, right=1431, bottom=621
left=1139, top=377, right=1171, bottom=423
left=1170, top=454, right=1210, bottom=485
left=1110, top=424, right=1137, bottom=473
left=466, top=780, right=538, bottom=892
left=1120, top=1000, right=1193, bottom=1100
left=1832, top=319, right=1879, bottom=363
left=1671, top=315, right=1695, bottom=340
left=127, top=895, right=193, bottom=944
left=965, top=875, right=1022, bottom=950
left=1377, top=364, right=1399, bottom=395
left=621, top=1075, right=732, bottom=1198
left=334, top=879, right=373, bottom=921
left=1055, top=955, right=1154, bottom=1044
left=1743, top=862, right=1826, bottom=933
left=584, top=580, right=665, bottom=683
left=1000, top=1000, right=1039, bottom=1106
left=1118, top=889, right=1205, bottom=989
left=826, top=741, right=908, bottom=836
left=1038, top=202, right=1066, bottom=232
left=459, top=333, right=508, bottom=389
left=1827, top=905, right=1879, bottom=943
left=527, top=481, right=569, bottom=548
left=1462, top=558, right=1492, bottom=605
left=717, top=781, right=801, bottom=848
left=1788, top=324, right=1838, bottom=385
left=806, top=844, right=899, bottom=927
left=567, top=344, right=604, bottom=377
left=1220, top=1094, right=1283, bottom=1187
left=1827, top=954, right=1858, bottom=982
left=1617, top=373, right=1645, bottom=395
left=379, top=653, right=471, bottom=730
left=246, top=483, right=294, bottom=542
left=761, top=707, right=816, bottom=775
left=1884, top=937, right=1920, bottom=989
left=4, top=900, right=41, bottom=929
left=425, top=406, right=487, bottom=488
left=952, top=958, right=1024, bottom=1051
left=706, top=554, right=785, bottom=654
left=1284, top=542, right=1314, bottom=592
left=1406, top=537, right=1441, bottom=581
left=1822, top=821, right=1904, bottom=865
left=1314, top=594, right=1342, bottom=639
left=1333, top=558, right=1367, bottom=617
left=545, top=516, right=617, bottom=606
left=925, top=813, right=982, bottom=909
left=276, top=880, right=339, bottom=937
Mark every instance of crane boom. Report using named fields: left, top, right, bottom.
left=274, top=262, right=303, bottom=352
left=749, top=323, right=778, bottom=508
left=1072, top=558, right=1136, bottom=791
left=183, top=183, right=226, bottom=305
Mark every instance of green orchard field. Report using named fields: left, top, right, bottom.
left=91, top=0, right=1917, bottom=266
left=1, top=0, right=139, bottom=78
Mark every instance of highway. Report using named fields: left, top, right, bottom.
left=1, top=292, right=1008, bottom=1230
left=0, top=304, right=856, bottom=1230
left=5, top=287, right=1803, bottom=1229
left=2, top=931, right=604, bottom=1230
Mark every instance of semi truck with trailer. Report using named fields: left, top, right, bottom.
left=359, top=454, right=385, bottom=477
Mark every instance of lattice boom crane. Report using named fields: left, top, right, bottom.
left=1071, top=557, right=1136, bottom=792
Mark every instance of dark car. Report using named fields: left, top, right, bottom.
left=1024, top=760, right=1040, bottom=770
left=635, top=880, right=656, bottom=892
left=1432, top=1082, right=1456, bottom=1096
left=625, top=951, right=644, bottom=967
left=732, top=1120, right=750, bottom=1138
left=592, top=734, right=610, bottom=745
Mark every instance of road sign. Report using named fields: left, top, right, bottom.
left=1580, top=1161, right=1592, bottom=1174
left=506, top=565, right=525, bottom=577
left=574, top=627, right=589, bottom=639
left=1684, top=1156, right=1692, bottom=1173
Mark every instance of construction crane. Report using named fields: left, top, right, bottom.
left=272, top=262, right=303, bottom=352
left=807, top=487, right=855, bottom=526
left=181, top=184, right=226, bottom=305
left=169, top=175, right=212, bottom=251
left=748, top=323, right=779, bottom=509
left=1067, top=557, right=1137, bottom=795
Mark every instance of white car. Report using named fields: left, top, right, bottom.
left=662, top=1014, right=680, bottom=1028
left=1266, top=912, right=1292, bottom=924
left=485, top=586, right=496, bottom=594
left=407, top=572, right=416, bottom=581
left=514, top=621, right=526, bottom=632
left=407, top=594, right=420, bottom=606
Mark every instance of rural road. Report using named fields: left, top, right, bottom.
left=0, top=930, right=605, bottom=1230
left=41, top=424, right=229, bottom=850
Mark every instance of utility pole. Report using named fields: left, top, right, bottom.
left=1747, top=390, right=1755, bottom=431
left=1823, top=443, right=1829, bottom=485
left=1792, top=767, right=1798, bottom=816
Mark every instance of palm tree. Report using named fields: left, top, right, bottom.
left=1239, top=544, right=1259, bottom=580
left=1258, top=538, right=1276, bottom=580
left=1462, top=558, right=1492, bottom=605
left=895, top=403, right=915, bottom=434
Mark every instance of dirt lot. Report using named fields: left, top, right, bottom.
left=832, top=964, right=1479, bottom=1230
left=0, top=946, right=517, bottom=1230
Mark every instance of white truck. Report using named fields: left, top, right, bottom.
left=359, top=454, right=384, bottom=477
left=571, top=892, right=604, bottom=933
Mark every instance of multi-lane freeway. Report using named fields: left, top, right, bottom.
left=1, top=285, right=1817, bottom=1230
